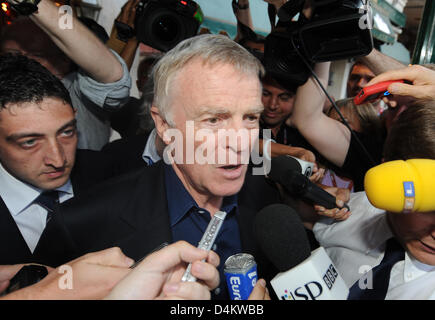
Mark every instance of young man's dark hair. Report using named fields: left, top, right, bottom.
left=0, top=53, right=72, bottom=109
left=383, top=101, right=435, bottom=161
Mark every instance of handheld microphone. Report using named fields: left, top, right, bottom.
left=364, top=159, right=435, bottom=213
left=354, top=80, right=405, bottom=105
left=269, top=156, right=349, bottom=210
left=270, top=155, right=314, bottom=177
left=290, top=156, right=315, bottom=177
left=254, top=204, right=349, bottom=300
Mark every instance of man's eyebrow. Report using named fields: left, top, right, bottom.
left=196, top=107, right=231, bottom=116
left=6, top=132, right=44, bottom=142
left=56, top=119, right=77, bottom=134
left=196, top=106, right=264, bottom=116
left=247, top=105, right=265, bottom=114
left=6, top=119, right=77, bottom=141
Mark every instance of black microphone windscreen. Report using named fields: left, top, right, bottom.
left=254, top=204, right=311, bottom=272
left=269, top=156, right=302, bottom=183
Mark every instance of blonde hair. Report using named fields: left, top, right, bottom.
left=331, top=98, right=382, bottom=135
left=152, top=34, right=265, bottom=125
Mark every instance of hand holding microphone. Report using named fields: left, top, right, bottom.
left=106, top=241, right=220, bottom=300
left=313, top=186, right=351, bottom=221
left=268, top=155, right=350, bottom=218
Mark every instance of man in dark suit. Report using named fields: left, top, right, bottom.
left=40, top=34, right=281, bottom=299
left=0, top=53, right=118, bottom=265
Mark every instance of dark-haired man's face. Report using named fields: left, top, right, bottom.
left=347, top=64, right=375, bottom=98
left=261, top=82, right=295, bottom=130
left=0, top=98, right=77, bottom=190
left=388, top=211, right=435, bottom=266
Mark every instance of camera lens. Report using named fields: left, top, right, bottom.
left=152, top=14, right=180, bottom=42
left=135, top=2, right=201, bottom=52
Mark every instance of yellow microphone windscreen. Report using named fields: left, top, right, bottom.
left=364, top=159, right=435, bottom=213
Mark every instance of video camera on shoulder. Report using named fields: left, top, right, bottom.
left=135, top=0, right=203, bottom=52
left=264, top=0, right=373, bottom=87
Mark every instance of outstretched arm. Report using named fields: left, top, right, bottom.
left=233, top=0, right=254, bottom=42
left=106, top=0, right=141, bottom=70
left=291, top=62, right=351, bottom=167
left=358, top=48, right=405, bottom=75
left=28, top=0, right=124, bottom=83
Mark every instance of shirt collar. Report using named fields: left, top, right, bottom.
left=403, top=251, right=435, bottom=282
left=142, top=129, right=161, bottom=165
left=163, top=164, right=238, bottom=227
left=164, top=163, right=199, bottom=227
left=220, top=194, right=238, bottom=216
left=0, top=162, right=73, bottom=216
left=57, top=179, right=74, bottom=202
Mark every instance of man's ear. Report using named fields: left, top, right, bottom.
left=150, top=105, right=170, bottom=145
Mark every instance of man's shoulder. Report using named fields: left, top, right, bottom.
left=238, top=169, right=280, bottom=210
left=102, top=133, right=150, bottom=157
left=57, top=163, right=166, bottom=241
left=314, top=192, right=382, bottom=228
left=71, top=149, right=117, bottom=189
left=313, top=191, right=388, bottom=247
left=72, top=161, right=163, bottom=202
left=41, top=163, right=168, bottom=265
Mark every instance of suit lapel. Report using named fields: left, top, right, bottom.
left=115, top=163, right=173, bottom=261
left=0, top=197, right=33, bottom=264
left=237, top=203, right=258, bottom=256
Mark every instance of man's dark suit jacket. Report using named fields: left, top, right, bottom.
left=38, top=161, right=281, bottom=283
left=0, top=149, right=123, bottom=265
left=101, top=132, right=150, bottom=176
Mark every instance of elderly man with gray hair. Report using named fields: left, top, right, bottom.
left=39, top=34, right=281, bottom=300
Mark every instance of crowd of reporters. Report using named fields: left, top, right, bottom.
left=0, top=0, right=433, bottom=300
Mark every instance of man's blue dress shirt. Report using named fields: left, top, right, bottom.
left=164, top=164, right=242, bottom=299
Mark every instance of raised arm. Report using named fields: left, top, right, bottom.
left=291, top=62, right=351, bottom=167
left=232, top=0, right=254, bottom=42
left=29, top=0, right=124, bottom=83
left=106, top=0, right=141, bottom=71
left=358, top=48, right=405, bottom=75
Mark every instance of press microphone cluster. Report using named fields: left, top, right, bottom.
left=254, top=204, right=349, bottom=300
left=365, top=159, right=435, bottom=213
left=268, top=155, right=349, bottom=210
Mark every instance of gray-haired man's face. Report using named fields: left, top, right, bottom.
left=154, top=59, right=263, bottom=203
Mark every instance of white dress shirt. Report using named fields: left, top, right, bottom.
left=313, top=191, right=435, bottom=300
left=142, top=128, right=162, bottom=165
left=0, top=163, right=74, bottom=253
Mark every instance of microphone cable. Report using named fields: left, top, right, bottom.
left=290, top=36, right=377, bottom=167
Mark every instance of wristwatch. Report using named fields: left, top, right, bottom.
left=232, top=0, right=249, bottom=13
left=10, top=0, right=41, bottom=16
left=115, top=20, right=136, bottom=43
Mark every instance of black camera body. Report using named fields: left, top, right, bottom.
left=264, top=0, right=373, bottom=87
left=135, top=0, right=203, bottom=52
